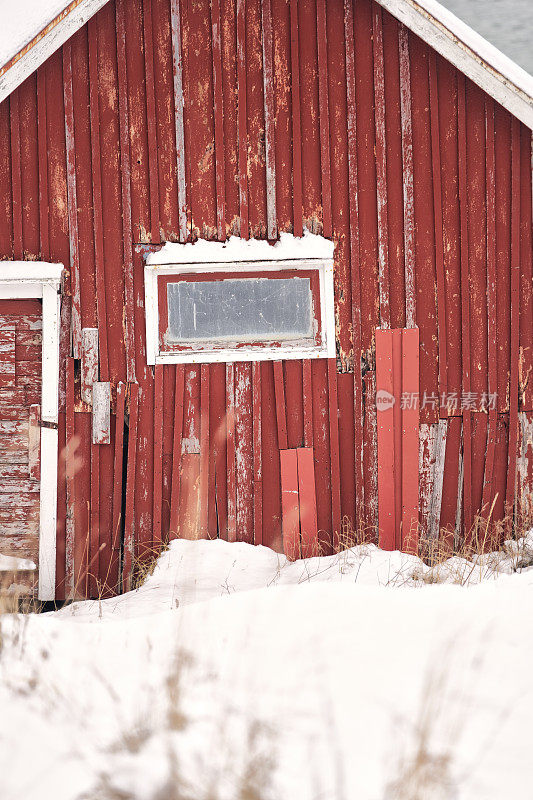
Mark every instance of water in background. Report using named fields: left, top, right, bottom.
left=438, top=0, right=532, bottom=76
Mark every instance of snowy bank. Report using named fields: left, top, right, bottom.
left=1, top=537, right=532, bottom=800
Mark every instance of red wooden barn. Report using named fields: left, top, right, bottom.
left=0, top=0, right=532, bottom=600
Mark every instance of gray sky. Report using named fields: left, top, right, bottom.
left=437, top=0, right=533, bottom=75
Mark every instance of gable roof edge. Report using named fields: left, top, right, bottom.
left=0, top=0, right=111, bottom=106
left=377, top=0, right=533, bottom=130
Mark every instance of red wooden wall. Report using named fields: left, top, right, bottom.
left=0, top=0, right=531, bottom=598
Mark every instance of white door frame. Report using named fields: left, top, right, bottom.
left=0, top=263, right=63, bottom=600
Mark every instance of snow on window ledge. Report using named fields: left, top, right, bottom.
left=144, top=231, right=335, bottom=365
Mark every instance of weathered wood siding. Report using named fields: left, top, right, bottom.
left=0, top=0, right=531, bottom=598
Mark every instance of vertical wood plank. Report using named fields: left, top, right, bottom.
left=376, top=329, right=395, bottom=549
left=273, top=360, right=288, bottom=450
left=37, top=68, right=50, bottom=261
left=199, top=363, right=210, bottom=536
left=235, top=363, right=253, bottom=543
left=236, top=0, right=249, bottom=239
left=65, top=357, right=76, bottom=598
left=506, top=115, right=521, bottom=511
left=252, top=361, right=263, bottom=544
left=88, top=16, right=109, bottom=381
left=289, top=0, right=303, bottom=237
left=344, top=0, right=364, bottom=530
left=116, top=0, right=136, bottom=382
left=328, top=358, right=342, bottom=549
left=401, top=328, right=419, bottom=553
left=90, top=442, right=100, bottom=597
left=226, top=363, right=236, bottom=541
left=427, top=419, right=447, bottom=542
left=169, top=364, right=185, bottom=536
left=297, top=446, right=318, bottom=557
left=62, top=44, right=82, bottom=356
left=111, top=381, right=126, bottom=591
left=261, top=0, right=277, bottom=239
left=10, top=90, right=23, bottom=259
left=280, top=448, right=300, bottom=560
left=170, top=0, right=188, bottom=241
left=81, top=328, right=99, bottom=405
left=428, top=50, right=447, bottom=411
left=457, top=73, right=472, bottom=532
left=398, top=23, right=416, bottom=328
left=122, top=382, right=139, bottom=590
left=211, top=0, right=226, bottom=241
left=482, top=98, right=497, bottom=513
left=302, top=360, right=313, bottom=448
left=373, top=4, right=390, bottom=328
left=316, top=0, right=332, bottom=239
left=153, top=365, right=164, bottom=547
left=143, top=0, right=162, bottom=243
left=92, top=382, right=111, bottom=445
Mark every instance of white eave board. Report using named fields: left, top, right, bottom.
left=377, top=0, right=533, bottom=129
left=0, top=0, right=111, bottom=106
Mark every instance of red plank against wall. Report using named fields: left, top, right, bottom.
left=401, top=328, right=419, bottom=552
left=376, top=328, right=420, bottom=550
left=280, top=448, right=300, bottom=560
left=297, top=447, right=318, bottom=557
left=376, top=329, right=395, bottom=548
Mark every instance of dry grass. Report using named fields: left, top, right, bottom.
left=85, top=649, right=275, bottom=800
left=296, top=497, right=533, bottom=587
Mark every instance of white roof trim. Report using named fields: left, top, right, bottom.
left=377, top=0, right=533, bottom=129
left=0, top=0, right=111, bottom=107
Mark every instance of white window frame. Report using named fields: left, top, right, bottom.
left=0, top=263, right=63, bottom=601
left=144, top=239, right=335, bottom=365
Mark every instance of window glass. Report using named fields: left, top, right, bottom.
left=166, top=277, right=313, bottom=343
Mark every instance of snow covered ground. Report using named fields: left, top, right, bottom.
left=1, top=536, right=533, bottom=800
